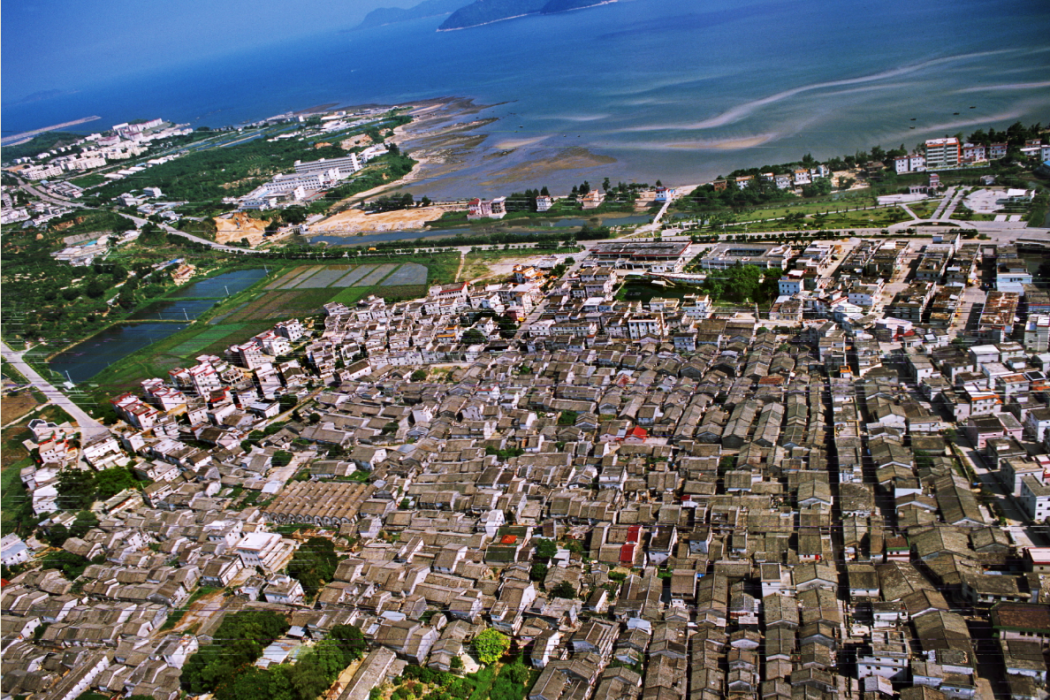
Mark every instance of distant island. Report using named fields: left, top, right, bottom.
left=355, top=0, right=615, bottom=32
left=354, top=0, right=464, bottom=30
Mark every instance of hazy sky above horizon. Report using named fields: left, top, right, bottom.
left=2, top=0, right=415, bottom=102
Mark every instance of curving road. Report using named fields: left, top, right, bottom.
left=2, top=341, right=110, bottom=439
left=15, top=175, right=262, bottom=255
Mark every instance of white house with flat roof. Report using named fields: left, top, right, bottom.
left=235, top=532, right=295, bottom=572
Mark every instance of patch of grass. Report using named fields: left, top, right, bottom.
left=1, top=456, right=32, bottom=536
left=616, top=280, right=703, bottom=304
left=69, top=173, right=108, bottom=188
left=198, top=320, right=275, bottom=355
left=169, top=323, right=250, bottom=356
left=907, top=200, right=940, bottom=219
left=720, top=205, right=910, bottom=232
left=1028, top=192, right=1049, bottom=228
left=1, top=359, right=28, bottom=384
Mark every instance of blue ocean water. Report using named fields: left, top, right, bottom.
left=4, top=0, right=1049, bottom=197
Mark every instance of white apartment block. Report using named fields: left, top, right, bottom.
left=235, top=532, right=293, bottom=572
left=627, top=316, right=666, bottom=340
left=925, top=138, right=960, bottom=170
left=894, top=153, right=926, bottom=174
left=21, top=164, right=63, bottom=180
left=294, top=154, right=361, bottom=176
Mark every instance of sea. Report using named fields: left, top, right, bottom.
left=4, top=0, right=1050, bottom=198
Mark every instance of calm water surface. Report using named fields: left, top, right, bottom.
left=5, top=0, right=1048, bottom=197
left=168, top=269, right=268, bottom=298
left=50, top=322, right=189, bottom=384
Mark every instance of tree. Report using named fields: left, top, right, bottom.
left=473, top=628, right=510, bottom=665
left=117, top=286, right=136, bottom=310
left=283, top=206, right=309, bottom=225
left=550, top=581, right=577, bottom=599
left=95, top=467, right=139, bottom=500
left=410, top=369, right=428, bottom=382
left=530, top=561, right=549, bottom=582
left=69, top=510, right=100, bottom=539
left=286, top=537, right=340, bottom=597
left=461, top=329, right=486, bottom=345
left=56, top=469, right=98, bottom=511
left=84, top=278, right=108, bottom=299
left=534, top=538, right=558, bottom=560
left=328, top=624, right=367, bottom=663
left=45, top=523, right=70, bottom=547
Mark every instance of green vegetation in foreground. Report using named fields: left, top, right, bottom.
left=182, top=611, right=366, bottom=700
left=393, top=654, right=539, bottom=700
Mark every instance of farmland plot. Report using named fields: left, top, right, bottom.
left=382, top=262, right=427, bottom=286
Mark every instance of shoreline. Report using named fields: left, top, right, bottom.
left=437, top=13, right=538, bottom=32
left=1, top=115, right=101, bottom=146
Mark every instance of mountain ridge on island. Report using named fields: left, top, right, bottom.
left=355, top=0, right=466, bottom=30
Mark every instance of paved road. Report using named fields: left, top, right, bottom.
left=122, top=213, right=262, bottom=255
left=2, top=341, right=109, bottom=439
left=624, top=196, right=674, bottom=238
left=939, top=186, right=969, bottom=221
left=931, top=187, right=955, bottom=220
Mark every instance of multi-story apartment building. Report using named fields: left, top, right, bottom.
left=925, top=137, right=961, bottom=169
